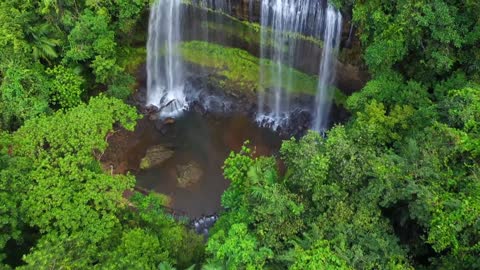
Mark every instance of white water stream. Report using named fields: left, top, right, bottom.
left=147, top=0, right=188, bottom=118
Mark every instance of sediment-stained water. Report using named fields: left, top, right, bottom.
left=134, top=113, right=281, bottom=218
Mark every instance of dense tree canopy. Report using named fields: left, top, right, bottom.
left=0, top=0, right=479, bottom=269
left=207, top=0, right=479, bottom=269
left=0, top=0, right=147, bottom=131
left=0, top=96, right=204, bottom=269
left=0, top=1, right=205, bottom=269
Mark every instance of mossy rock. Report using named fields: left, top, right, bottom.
left=176, top=161, right=203, bottom=188
left=179, top=41, right=319, bottom=95
left=179, top=41, right=346, bottom=106
left=140, top=145, right=174, bottom=170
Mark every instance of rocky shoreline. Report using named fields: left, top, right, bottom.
left=132, top=66, right=348, bottom=139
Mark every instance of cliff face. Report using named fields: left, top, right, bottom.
left=230, top=0, right=260, bottom=21
left=223, top=0, right=363, bottom=52
left=183, top=1, right=368, bottom=93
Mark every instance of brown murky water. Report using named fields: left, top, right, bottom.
left=133, top=112, right=281, bottom=218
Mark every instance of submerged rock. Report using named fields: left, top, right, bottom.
left=145, top=104, right=160, bottom=115
left=164, top=117, right=176, bottom=125
left=149, top=113, right=160, bottom=121
left=176, top=161, right=203, bottom=188
left=192, top=214, right=218, bottom=236
left=140, top=145, right=174, bottom=170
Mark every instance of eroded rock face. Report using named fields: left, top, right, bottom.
left=176, top=161, right=203, bottom=188
left=181, top=1, right=367, bottom=93
left=140, top=145, right=175, bottom=169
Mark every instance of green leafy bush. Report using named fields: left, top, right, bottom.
left=46, top=65, right=84, bottom=108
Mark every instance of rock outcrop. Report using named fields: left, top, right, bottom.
left=176, top=161, right=203, bottom=188
left=140, top=145, right=175, bottom=170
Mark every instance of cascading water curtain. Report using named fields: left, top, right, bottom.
left=146, top=0, right=188, bottom=117
left=257, top=0, right=321, bottom=128
left=256, top=0, right=341, bottom=131
left=313, top=4, right=342, bottom=132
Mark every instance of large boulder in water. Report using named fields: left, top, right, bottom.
left=140, top=145, right=174, bottom=170
left=176, top=161, right=203, bottom=188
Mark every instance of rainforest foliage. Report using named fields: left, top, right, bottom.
left=0, top=1, right=204, bottom=269
left=0, top=0, right=479, bottom=269
left=205, top=0, right=480, bottom=269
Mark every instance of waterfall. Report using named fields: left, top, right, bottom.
left=256, top=0, right=342, bottom=130
left=147, top=0, right=187, bottom=118
left=257, top=0, right=318, bottom=128
left=146, top=0, right=342, bottom=131
left=313, top=4, right=342, bottom=131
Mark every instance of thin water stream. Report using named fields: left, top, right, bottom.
left=313, top=4, right=342, bottom=131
